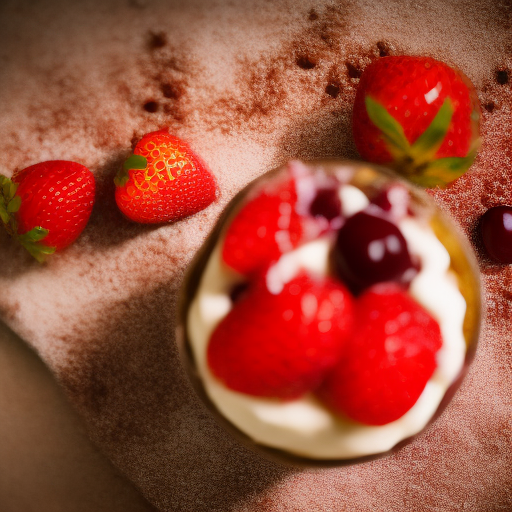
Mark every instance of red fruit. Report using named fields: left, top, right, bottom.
left=333, top=210, right=417, bottom=294
left=222, top=178, right=302, bottom=275
left=317, top=283, right=442, bottom=425
left=207, top=274, right=355, bottom=400
left=479, top=205, right=512, bottom=264
left=352, top=56, right=480, bottom=187
left=114, top=130, right=217, bottom=223
left=0, top=161, right=95, bottom=261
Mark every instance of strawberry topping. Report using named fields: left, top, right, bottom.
left=317, top=283, right=442, bottom=426
left=207, top=274, right=355, bottom=400
left=222, top=177, right=303, bottom=275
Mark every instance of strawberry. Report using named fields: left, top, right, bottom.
left=221, top=177, right=303, bottom=275
left=114, top=130, right=217, bottom=223
left=317, top=283, right=442, bottom=425
left=352, top=56, right=480, bottom=187
left=0, top=161, right=95, bottom=262
left=207, top=273, right=355, bottom=400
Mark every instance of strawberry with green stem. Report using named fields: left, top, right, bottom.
left=0, top=161, right=95, bottom=262
left=114, top=130, right=217, bottom=223
left=352, top=56, right=480, bottom=187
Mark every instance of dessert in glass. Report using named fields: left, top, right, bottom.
left=177, top=160, right=480, bottom=466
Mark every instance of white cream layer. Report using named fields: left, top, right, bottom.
left=186, top=186, right=467, bottom=459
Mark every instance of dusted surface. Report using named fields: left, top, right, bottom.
left=0, top=0, right=510, bottom=511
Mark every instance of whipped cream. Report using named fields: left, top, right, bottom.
left=186, top=184, right=467, bottom=459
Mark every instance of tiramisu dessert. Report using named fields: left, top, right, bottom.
left=180, top=159, right=480, bottom=464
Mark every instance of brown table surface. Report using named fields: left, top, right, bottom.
left=0, top=0, right=510, bottom=511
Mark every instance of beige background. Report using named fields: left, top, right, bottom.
left=0, top=0, right=510, bottom=510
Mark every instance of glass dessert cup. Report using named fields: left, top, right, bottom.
left=177, top=160, right=481, bottom=467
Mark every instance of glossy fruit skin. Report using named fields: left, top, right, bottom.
left=115, top=130, right=217, bottom=223
left=222, top=178, right=302, bottom=275
left=317, top=283, right=442, bottom=426
left=352, top=56, right=480, bottom=187
left=309, top=187, right=341, bottom=221
left=333, top=210, right=416, bottom=293
left=480, top=205, right=512, bottom=264
left=207, top=274, right=355, bottom=400
left=5, top=160, right=95, bottom=252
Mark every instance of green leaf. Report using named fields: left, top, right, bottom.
left=7, top=195, right=21, bottom=213
left=411, top=152, right=476, bottom=188
left=21, top=243, right=47, bottom=263
left=36, top=244, right=56, bottom=255
left=17, top=232, right=55, bottom=263
left=8, top=182, right=18, bottom=200
left=115, top=154, right=148, bottom=187
left=0, top=209, right=9, bottom=225
left=410, top=98, right=454, bottom=160
left=123, top=154, right=147, bottom=171
left=365, top=96, right=411, bottom=156
left=18, top=226, right=49, bottom=243
left=114, top=168, right=128, bottom=187
left=0, top=175, right=14, bottom=197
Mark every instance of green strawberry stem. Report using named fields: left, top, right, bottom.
left=0, top=173, right=55, bottom=262
left=115, top=154, right=148, bottom=187
left=409, top=99, right=454, bottom=161
left=365, top=96, right=478, bottom=187
left=365, top=97, right=411, bottom=158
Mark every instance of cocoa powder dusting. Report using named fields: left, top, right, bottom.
left=0, top=0, right=511, bottom=511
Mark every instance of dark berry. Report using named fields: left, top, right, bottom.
left=480, top=205, right=512, bottom=264
left=370, top=184, right=410, bottom=218
left=310, top=187, right=341, bottom=221
left=230, top=282, right=250, bottom=303
left=371, top=188, right=393, bottom=212
left=333, top=211, right=416, bottom=293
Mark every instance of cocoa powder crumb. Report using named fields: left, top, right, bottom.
left=161, top=82, right=183, bottom=99
left=483, top=101, right=495, bottom=112
left=147, top=31, right=167, bottom=50
left=345, top=61, right=362, bottom=78
left=296, top=54, right=317, bottom=69
left=496, top=68, right=510, bottom=85
left=376, top=40, right=393, bottom=57
left=308, top=9, right=319, bottom=21
left=143, top=101, right=159, bottom=113
left=325, top=83, right=340, bottom=98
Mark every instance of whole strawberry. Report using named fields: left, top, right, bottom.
left=114, top=130, right=217, bottom=223
left=222, top=176, right=303, bottom=275
left=0, top=161, right=95, bottom=261
left=207, top=274, right=355, bottom=400
left=352, top=56, right=480, bottom=187
left=317, top=283, right=442, bottom=425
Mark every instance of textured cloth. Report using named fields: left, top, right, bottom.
left=0, top=0, right=510, bottom=510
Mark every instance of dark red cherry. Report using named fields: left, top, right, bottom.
left=310, top=187, right=341, bottom=221
left=480, top=205, right=512, bottom=264
left=371, top=188, right=393, bottom=212
left=371, top=184, right=410, bottom=218
left=333, top=211, right=417, bottom=293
